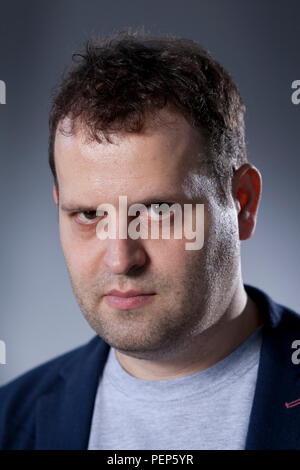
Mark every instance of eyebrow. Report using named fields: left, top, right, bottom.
left=60, top=204, right=98, bottom=213
left=60, top=194, right=187, bottom=213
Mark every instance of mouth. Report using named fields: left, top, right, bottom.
left=104, top=290, right=156, bottom=310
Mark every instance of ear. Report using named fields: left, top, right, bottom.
left=232, top=163, right=262, bottom=241
left=53, top=184, right=59, bottom=207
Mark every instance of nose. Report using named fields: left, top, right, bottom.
left=103, top=236, right=147, bottom=275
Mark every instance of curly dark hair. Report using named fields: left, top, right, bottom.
left=48, top=29, right=246, bottom=202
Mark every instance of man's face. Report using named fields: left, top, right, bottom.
left=54, top=108, right=240, bottom=361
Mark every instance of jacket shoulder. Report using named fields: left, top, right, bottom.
left=0, top=335, right=100, bottom=449
left=245, top=284, right=300, bottom=330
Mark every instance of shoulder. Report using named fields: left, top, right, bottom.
left=0, top=335, right=101, bottom=449
left=245, top=284, right=300, bottom=364
left=245, top=284, right=300, bottom=329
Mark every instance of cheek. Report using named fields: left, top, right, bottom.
left=145, top=205, right=211, bottom=270
left=59, top=219, right=104, bottom=279
left=147, top=239, right=192, bottom=274
left=203, top=205, right=240, bottom=278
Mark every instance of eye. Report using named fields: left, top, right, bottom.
left=76, top=211, right=99, bottom=225
left=145, top=203, right=173, bottom=220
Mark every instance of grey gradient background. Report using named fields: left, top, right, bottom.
left=0, top=0, right=299, bottom=386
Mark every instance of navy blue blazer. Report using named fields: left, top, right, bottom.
left=1, top=284, right=300, bottom=450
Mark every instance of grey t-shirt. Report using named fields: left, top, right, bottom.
left=88, top=326, right=263, bottom=450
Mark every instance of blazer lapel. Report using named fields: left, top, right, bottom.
left=244, top=285, right=300, bottom=449
left=35, top=335, right=110, bottom=450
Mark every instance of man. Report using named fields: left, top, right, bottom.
left=1, top=31, right=300, bottom=450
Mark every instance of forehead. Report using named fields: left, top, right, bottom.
left=54, top=110, right=211, bottom=205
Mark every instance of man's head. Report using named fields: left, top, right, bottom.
left=49, top=31, right=247, bottom=204
left=50, top=31, right=261, bottom=361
